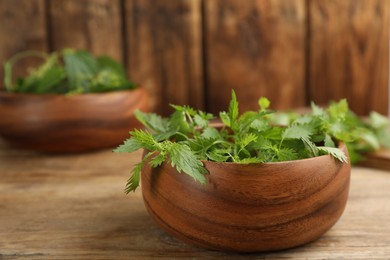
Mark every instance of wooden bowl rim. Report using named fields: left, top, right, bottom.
left=0, top=86, right=145, bottom=99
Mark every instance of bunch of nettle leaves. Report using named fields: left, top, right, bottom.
left=116, top=91, right=390, bottom=193
left=3, top=49, right=136, bottom=94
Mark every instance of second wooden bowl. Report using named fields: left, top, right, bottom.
left=141, top=143, right=351, bottom=252
left=0, top=87, right=148, bottom=153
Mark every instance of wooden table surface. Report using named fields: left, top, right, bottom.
left=1, top=140, right=390, bottom=260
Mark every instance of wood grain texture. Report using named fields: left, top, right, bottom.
left=0, top=0, right=48, bottom=88
left=0, top=141, right=389, bottom=259
left=309, top=0, right=389, bottom=115
left=204, top=0, right=306, bottom=113
left=0, top=88, right=148, bottom=153
left=124, top=0, right=204, bottom=114
left=48, top=0, right=123, bottom=61
left=141, top=144, right=350, bottom=252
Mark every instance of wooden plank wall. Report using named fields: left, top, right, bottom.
left=204, top=0, right=306, bottom=112
left=309, top=0, right=389, bottom=115
left=0, top=0, right=389, bottom=115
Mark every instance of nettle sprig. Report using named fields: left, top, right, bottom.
left=115, top=90, right=390, bottom=193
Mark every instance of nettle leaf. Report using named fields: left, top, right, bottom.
left=97, top=56, right=127, bottom=78
left=269, top=112, right=293, bottom=126
left=369, top=111, right=389, bottom=130
left=328, top=99, right=349, bottom=120
left=238, top=133, right=258, bottom=148
left=202, top=127, right=220, bottom=139
left=167, top=143, right=208, bottom=185
left=324, top=134, right=336, bottom=148
left=125, top=162, right=142, bottom=193
left=317, top=147, right=348, bottom=163
left=219, top=91, right=241, bottom=129
left=254, top=136, right=274, bottom=150
left=114, top=138, right=143, bottom=153
left=170, top=110, right=192, bottom=134
left=377, top=129, right=390, bottom=149
left=171, top=104, right=197, bottom=116
left=302, top=137, right=319, bottom=157
left=250, top=119, right=269, bottom=132
left=207, top=149, right=230, bottom=162
left=354, top=129, right=380, bottom=150
left=229, top=90, right=239, bottom=121
left=135, top=110, right=170, bottom=133
left=258, top=97, right=270, bottom=110
left=63, top=49, right=98, bottom=89
left=219, top=111, right=231, bottom=127
left=311, top=102, right=325, bottom=116
left=238, top=110, right=271, bottom=132
left=125, top=152, right=153, bottom=193
left=282, top=124, right=314, bottom=140
left=293, top=114, right=314, bottom=125
left=263, top=127, right=284, bottom=140
left=130, top=129, right=159, bottom=151
left=194, top=114, right=209, bottom=128
left=185, top=136, right=215, bottom=157
left=149, top=153, right=166, bottom=168
left=277, top=147, right=299, bottom=162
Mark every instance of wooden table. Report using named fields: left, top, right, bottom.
left=1, top=141, right=389, bottom=259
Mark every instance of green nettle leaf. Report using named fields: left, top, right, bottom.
left=168, top=143, right=208, bottom=185
left=355, top=129, right=380, bottom=151
left=317, top=147, right=348, bottom=163
left=97, top=56, right=127, bottom=78
left=207, top=149, right=230, bottom=162
left=328, top=99, right=349, bottom=120
left=259, top=97, right=271, bottom=111
left=63, top=49, right=98, bottom=89
left=135, top=110, right=170, bottom=133
left=170, top=104, right=197, bottom=116
left=282, top=124, right=314, bottom=140
left=170, top=110, right=194, bottom=136
left=302, top=137, right=319, bottom=157
left=149, top=153, right=166, bottom=168
left=194, top=114, right=208, bottom=128
left=369, top=111, right=389, bottom=130
left=125, top=153, right=152, bottom=193
left=113, top=138, right=143, bottom=153
left=238, top=133, right=258, bottom=148
left=263, top=127, right=284, bottom=140
left=311, top=102, right=325, bottom=116
left=269, top=112, right=293, bottom=126
left=227, top=90, right=239, bottom=130
left=293, top=115, right=314, bottom=125
left=130, top=129, right=159, bottom=151
left=250, top=119, right=269, bottom=132
left=202, top=127, right=221, bottom=139
left=124, top=163, right=142, bottom=193
left=324, top=134, right=336, bottom=148
left=277, top=148, right=299, bottom=162
left=219, top=111, right=231, bottom=127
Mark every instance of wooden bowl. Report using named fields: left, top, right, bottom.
left=0, top=87, right=148, bottom=153
left=141, top=143, right=350, bottom=252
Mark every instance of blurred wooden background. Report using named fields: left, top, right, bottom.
left=0, top=0, right=389, bottom=115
